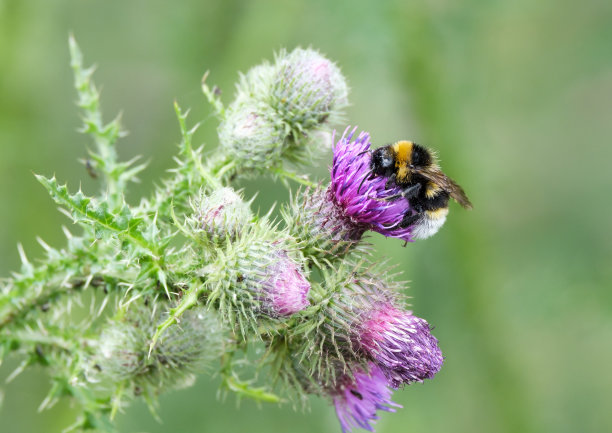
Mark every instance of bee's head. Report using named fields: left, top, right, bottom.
left=371, top=146, right=395, bottom=176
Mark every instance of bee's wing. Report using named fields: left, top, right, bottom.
left=422, top=169, right=473, bottom=209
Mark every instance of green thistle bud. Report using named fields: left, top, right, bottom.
left=268, top=48, right=348, bottom=166
left=218, top=101, right=284, bottom=171
left=234, top=63, right=276, bottom=103
left=218, top=48, right=348, bottom=173
left=186, top=187, right=253, bottom=243
left=86, top=302, right=225, bottom=396
left=272, top=47, right=348, bottom=130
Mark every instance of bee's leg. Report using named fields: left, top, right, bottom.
left=377, top=193, right=402, bottom=202
left=401, top=183, right=421, bottom=199
left=379, top=183, right=421, bottom=202
left=399, top=211, right=421, bottom=228
left=384, top=173, right=397, bottom=189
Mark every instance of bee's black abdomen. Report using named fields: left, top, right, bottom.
left=410, top=190, right=449, bottom=212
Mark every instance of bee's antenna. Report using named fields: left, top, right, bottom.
left=357, top=168, right=374, bottom=194
left=356, top=150, right=370, bottom=157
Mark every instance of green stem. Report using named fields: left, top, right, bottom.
left=148, top=285, right=203, bottom=355
left=270, top=167, right=317, bottom=188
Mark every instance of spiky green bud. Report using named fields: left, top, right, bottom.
left=86, top=302, right=225, bottom=396
left=218, top=102, right=284, bottom=171
left=186, top=187, right=253, bottom=243
left=272, top=48, right=348, bottom=128
left=217, top=47, right=348, bottom=174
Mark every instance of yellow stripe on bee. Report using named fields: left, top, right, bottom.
left=425, top=181, right=442, bottom=199
left=425, top=207, right=449, bottom=220
left=392, top=141, right=413, bottom=182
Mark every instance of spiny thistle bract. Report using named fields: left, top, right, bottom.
left=0, top=37, right=447, bottom=433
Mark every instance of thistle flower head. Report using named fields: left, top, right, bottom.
left=281, top=126, right=420, bottom=262
left=329, top=127, right=414, bottom=242
left=358, top=303, right=443, bottom=388
left=287, top=264, right=442, bottom=390
left=278, top=262, right=402, bottom=391
left=332, top=363, right=400, bottom=433
left=207, top=231, right=310, bottom=336
left=187, top=187, right=253, bottom=242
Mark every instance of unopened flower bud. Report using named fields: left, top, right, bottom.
left=218, top=102, right=284, bottom=170
left=86, top=303, right=224, bottom=394
left=273, top=48, right=348, bottom=126
left=218, top=48, right=349, bottom=173
left=188, top=187, right=253, bottom=242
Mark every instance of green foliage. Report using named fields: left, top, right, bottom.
left=69, top=34, right=146, bottom=209
left=36, top=176, right=156, bottom=254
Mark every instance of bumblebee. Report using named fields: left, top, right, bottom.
left=366, top=140, right=472, bottom=239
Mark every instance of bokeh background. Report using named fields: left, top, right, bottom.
left=1, top=1, right=611, bottom=432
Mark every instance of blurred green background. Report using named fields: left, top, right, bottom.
left=1, top=0, right=611, bottom=432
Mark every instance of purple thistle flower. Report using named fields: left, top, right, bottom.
left=329, top=127, right=415, bottom=242
left=260, top=249, right=311, bottom=317
left=333, top=363, right=401, bottom=433
left=358, top=303, right=443, bottom=388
